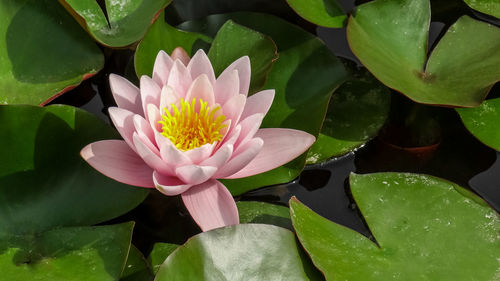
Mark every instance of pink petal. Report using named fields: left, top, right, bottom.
left=200, top=143, right=233, bottom=168
left=108, top=107, right=136, bottom=151
left=215, top=138, right=264, bottom=178
left=184, top=143, right=214, bottom=164
left=217, top=123, right=240, bottom=149
left=185, top=74, right=215, bottom=107
left=133, top=114, right=155, bottom=145
left=175, top=165, right=217, bottom=185
left=222, top=94, right=246, bottom=127
left=159, top=86, right=180, bottom=113
left=109, top=74, right=143, bottom=115
left=152, top=50, right=174, bottom=87
left=133, top=133, right=173, bottom=176
left=140, top=76, right=161, bottom=115
left=153, top=171, right=192, bottom=196
left=187, top=49, right=216, bottom=85
left=181, top=180, right=239, bottom=231
left=219, top=56, right=250, bottom=95
left=214, top=69, right=239, bottom=105
left=147, top=104, right=162, bottom=132
left=171, top=47, right=190, bottom=66
left=167, top=60, right=192, bottom=98
left=81, top=140, right=154, bottom=188
left=159, top=140, right=192, bottom=167
left=240, top=89, right=275, bottom=120
left=234, top=113, right=264, bottom=149
left=225, top=128, right=316, bottom=179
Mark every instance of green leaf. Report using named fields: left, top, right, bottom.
left=59, top=0, right=171, bottom=47
left=208, top=20, right=278, bottom=94
left=290, top=173, right=500, bottom=280
left=457, top=97, right=500, bottom=151
left=0, top=0, right=103, bottom=105
left=134, top=11, right=212, bottom=78
left=121, top=245, right=153, bottom=281
left=237, top=201, right=292, bottom=230
left=286, top=0, right=347, bottom=27
left=463, top=0, right=500, bottom=18
left=155, top=224, right=322, bottom=281
left=0, top=222, right=134, bottom=281
left=0, top=105, right=149, bottom=234
left=306, top=64, right=391, bottom=164
left=179, top=12, right=348, bottom=195
left=148, top=243, right=179, bottom=274
left=347, top=0, right=500, bottom=107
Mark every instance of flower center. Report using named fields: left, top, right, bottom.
left=159, top=98, right=227, bottom=151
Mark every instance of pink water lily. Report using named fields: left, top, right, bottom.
left=81, top=47, right=315, bottom=231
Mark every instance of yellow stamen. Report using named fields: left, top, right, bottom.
left=158, top=98, right=227, bottom=151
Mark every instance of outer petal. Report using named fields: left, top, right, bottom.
left=167, top=60, right=192, bottom=98
left=234, top=113, right=264, bottom=149
left=171, top=47, right=190, bottom=66
left=240, top=89, right=275, bottom=120
left=152, top=50, right=174, bottom=87
left=81, top=140, right=154, bottom=188
left=109, top=74, right=142, bottom=115
left=109, top=107, right=136, bottom=151
left=219, top=56, right=251, bottom=95
left=140, top=76, right=162, bottom=116
left=214, top=69, right=239, bottom=105
left=153, top=171, right=192, bottom=196
left=224, top=128, right=316, bottom=179
left=133, top=114, right=155, bottom=145
left=214, top=138, right=263, bottom=178
left=222, top=94, right=246, bottom=127
left=175, top=165, right=217, bottom=185
left=185, top=74, right=216, bottom=107
left=181, top=180, right=239, bottom=232
left=187, top=49, right=216, bottom=85
left=133, top=133, right=173, bottom=175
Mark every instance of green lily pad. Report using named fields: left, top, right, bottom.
left=134, top=11, right=212, bottom=78
left=179, top=12, right=348, bottom=195
left=0, top=105, right=148, bottom=234
left=290, top=173, right=500, bottom=280
left=0, top=0, right=103, bottom=105
left=154, top=224, right=322, bottom=281
left=306, top=64, right=391, bottom=164
left=286, top=0, right=346, bottom=27
left=0, top=222, right=134, bottom=281
left=148, top=243, right=179, bottom=274
left=208, top=20, right=278, bottom=94
left=457, top=97, right=500, bottom=151
left=121, top=245, right=153, bottom=281
left=347, top=0, right=500, bottom=107
left=464, top=0, right=500, bottom=18
left=237, top=201, right=292, bottom=230
left=59, top=0, right=171, bottom=47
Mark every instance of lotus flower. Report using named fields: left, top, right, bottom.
left=81, top=48, right=315, bottom=231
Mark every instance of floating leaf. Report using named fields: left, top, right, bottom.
left=208, top=20, right=278, bottom=94
left=457, top=97, right=500, bottom=151
left=59, top=0, right=171, bottom=47
left=134, top=11, right=212, bottom=78
left=307, top=64, right=391, bottom=164
left=148, top=243, right=179, bottom=274
left=347, top=0, right=500, bottom=107
left=0, top=223, right=134, bottom=281
left=237, top=201, right=292, bottom=230
left=155, top=224, right=322, bottom=281
left=463, top=0, right=500, bottom=18
left=286, top=0, right=346, bottom=27
left=0, top=105, right=149, bottom=234
left=290, top=173, right=500, bottom=280
left=0, top=0, right=103, bottom=105
left=121, top=245, right=153, bottom=281
left=179, top=12, right=348, bottom=195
